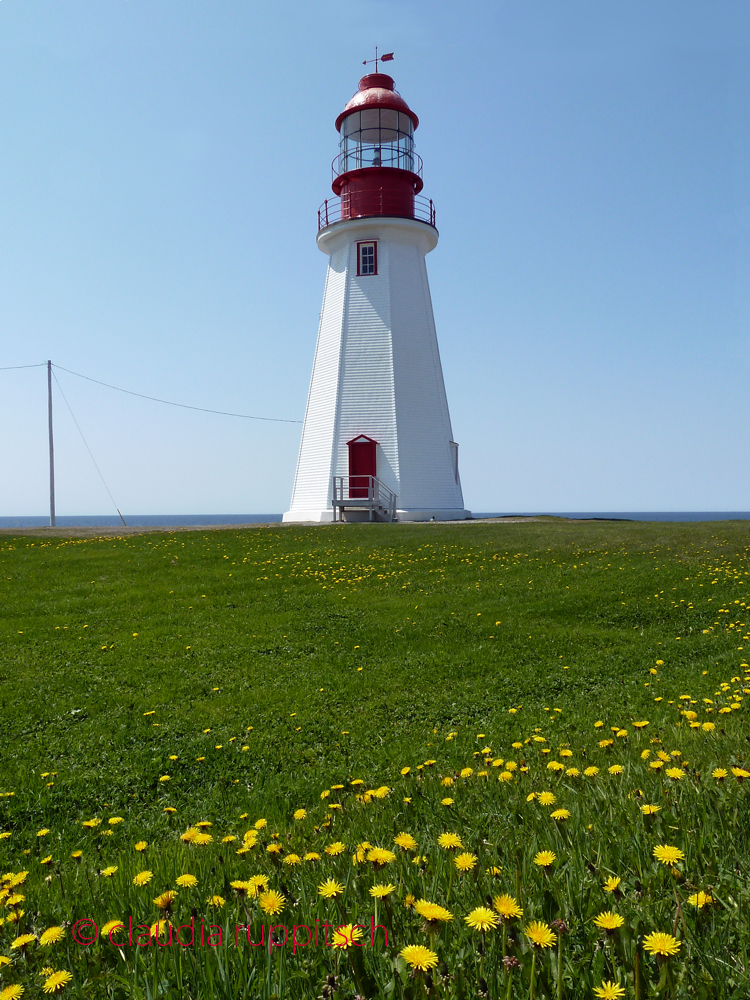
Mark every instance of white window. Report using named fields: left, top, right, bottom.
left=358, top=241, right=377, bottom=276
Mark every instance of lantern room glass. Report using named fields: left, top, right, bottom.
left=338, top=109, right=415, bottom=173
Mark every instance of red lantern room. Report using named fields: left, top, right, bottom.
left=319, top=71, right=435, bottom=228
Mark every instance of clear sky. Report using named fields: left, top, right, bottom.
left=1, top=0, right=749, bottom=516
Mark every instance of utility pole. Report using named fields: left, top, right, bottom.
left=47, top=360, right=56, bottom=527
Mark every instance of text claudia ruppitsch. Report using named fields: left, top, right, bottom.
left=72, top=916, right=389, bottom=953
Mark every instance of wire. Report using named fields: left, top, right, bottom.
left=53, top=364, right=303, bottom=424
left=52, top=372, right=127, bottom=526
left=0, top=362, right=46, bottom=370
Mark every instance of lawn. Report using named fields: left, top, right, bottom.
left=1, top=518, right=749, bottom=999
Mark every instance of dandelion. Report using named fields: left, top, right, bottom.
left=100, top=920, right=124, bottom=937
left=441, top=797, right=455, bottom=806
left=551, top=808, right=571, bottom=821
left=643, top=931, right=681, bottom=957
left=493, top=894, right=523, bottom=919
left=394, top=832, right=417, bottom=850
left=0, top=986, right=25, bottom=1000
left=414, top=900, right=453, bottom=923
left=454, top=852, right=478, bottom=872
left=712, top=768, right=728, bottom=780
left=687, top=891, right=713, bottom=908
left=248, top=874, right=270, bottom=895
left=608, top=765, right=624, bottom=776
left=593, top=982, right=626, bottom=999
left=533, top=850, right=556, bottom=868
left=593, top=911, right=625, bottom=932
left=437, top=832, right=463, bottom=850
left=324, top=842, right=346, bottom=856
left=259, top=890, right=285, bottom=915
left=10, top=934, right=36, bottom=951
left=154, top=891, right=177, bottom=911
left=369, top=883, right=396, bottom=899
left=318, top=879, right=345, bottom=899
left=525, top=920, right=557, bottom=948
left=641, top=804, right=661, bottom=815
left=100, top=866, right=118, bottom=877
left=304, top=852, right=321, bottom=862
left=665, top=767, right=684, bottom=780
left=653, top=845, right=685, bottom=867
left=465, top=907, right=499, bottom=932
left=230, top=880, right=253, bottom=894
left=367, top=847, right=396, bottom=866
left=42, top=971, right=73, bottom=994
left=331, top=923, right=364, bottom=949
left=293, top=809, right=307, bottom=821
left=584, top=767, right=599, bottom=777
left=39, top=927, right=65, bottom=946
left=206, top=895, right=225, bottom=908
left=132, top=871, right=153, bottom=887
left=400, top=944, right=439, bottom=970
left=538, top=791, right=556, bottom=806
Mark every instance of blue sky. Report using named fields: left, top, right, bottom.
left=1, top=1, right=749, bottom=516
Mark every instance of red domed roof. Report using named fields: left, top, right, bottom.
left=335, top=73, right=419, bottom=132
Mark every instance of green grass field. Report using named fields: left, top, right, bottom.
left=1, top=519, right=749, bottom=999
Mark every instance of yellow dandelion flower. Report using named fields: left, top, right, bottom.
left=465, top=906, right=499, bottom=932
left=454, top=852, right=478, bottom=872
left=653, top=845, right=685, bottom=867
left=324, top=842, right=346, bottom=856
left=132, top=871, right=153, bottom=887
left=493, top=893, right=523, bottom=919
left=42, top=971, right=73, bottom=994
left=533, top=850, right=556, bottom=868
left=593, top=911, right=625, bottom=932
left=10, top=934, right=36, bottom=950
left=400, top=944, right=439, bottom=970
left=318, top=879, right=345, bottom=899
left=593, top=982, right=626, bottom=999
left=437, top=833, right=463, bottom=850
left=100, top=866, right=118, bottom=877
left=525, top=920, right=557, bottom=948
left=206, top=895, right=225, bottom=907
left=369, top=883, right=396, bottom=899
left=414, top=900, right=453, bottom=923
left=550, top=809, right=571, bottom=821
left=643, top=931, right=681, bottom=957
left=259, top=890, right=285, bottom=915
left=687, top=891, right=713, bottom=909
left=394, top=832, right=417, bottom=851
left=39, top=927, right=65, bottom=946
left=293, top=809, right=307, bottom=821
left=641, top=805, right=660, bottom=815
left=331, top=923, right=364, bottom=949
left=538, top=791, right=556, bottom=806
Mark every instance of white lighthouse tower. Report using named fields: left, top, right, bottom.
left=283, top=64, right=470, bottom=523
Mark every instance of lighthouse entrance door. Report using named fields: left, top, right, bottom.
left=347, top=435, right=377, bottom=498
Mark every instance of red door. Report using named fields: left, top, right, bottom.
left=348, top=436, right=377, bottom=498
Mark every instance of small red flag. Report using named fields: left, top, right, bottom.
left=381, top=52, right=394, bottom=62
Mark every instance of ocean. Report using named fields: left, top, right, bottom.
left=1, top=512, right=750, bottom=529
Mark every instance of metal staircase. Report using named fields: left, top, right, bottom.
left=332, top=475, right=398, bottom=522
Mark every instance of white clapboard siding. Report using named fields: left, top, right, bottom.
left=284, top=216, right=469, bottom=523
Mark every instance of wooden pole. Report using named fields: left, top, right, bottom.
left=47, top=360, right=56, bottom=527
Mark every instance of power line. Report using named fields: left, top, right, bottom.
left=53, top=364, right=302, bottom=424
left=0, top=362, right=46, bottom=370
left=52, top=371, right=127, bottom=526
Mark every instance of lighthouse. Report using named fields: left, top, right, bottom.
left=283, top=63, right=470, bottom=523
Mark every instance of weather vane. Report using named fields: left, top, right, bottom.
left=362, top=46, right=394, bottom=73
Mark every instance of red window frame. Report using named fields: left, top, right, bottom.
left=357, top=241, right=377, bottom=276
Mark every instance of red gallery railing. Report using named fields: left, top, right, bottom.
left=318, top=193, right=436, bottom=231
